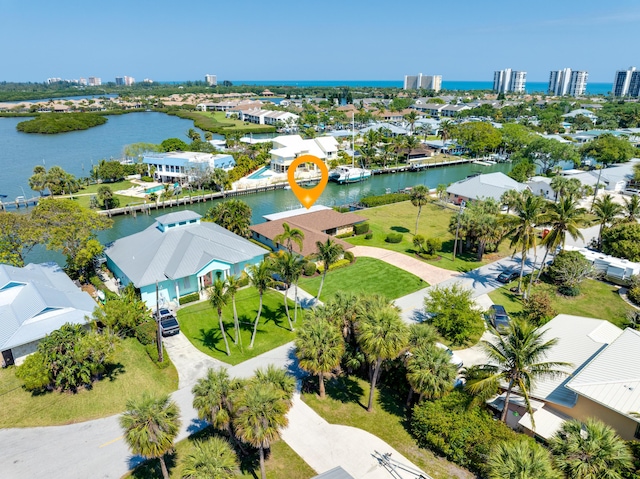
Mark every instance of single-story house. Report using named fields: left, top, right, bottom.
left=250, top=207, right=366, bottom=256
left=562, top=108, right=598, bottom=122
left=105, top=211, right=267, bottom=308
left=269, top=135, right=339, bottom=174
left=446, top=172, right=529, bottom=205
left=0, top=262, right=97, bottom=366
left=143, top=151, right=236, bottom=184
left=526, top=176, right=554, bottom=199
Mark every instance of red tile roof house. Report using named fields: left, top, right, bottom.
left=250, top=208, right=367, bottom=257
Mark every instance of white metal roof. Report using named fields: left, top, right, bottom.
left=567, top=328, right=640, bottom=419
left=446, top=172, right=529, bottom=202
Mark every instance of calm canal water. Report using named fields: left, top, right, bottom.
left=0, top=112, right=512, bottom=263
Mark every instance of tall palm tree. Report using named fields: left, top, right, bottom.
left=233, top=381, right=289, bottom=479
left=271, top=250, right=303, bottom=330
left=410, top=184, right=431, bottom=235
left=207, top=278, right=232, bottom=356
left=181, top=438, right=239, bottom=479
left=295, top=311, right=345, bottom=398
left=119, top=393, right=181, bottom=479
left=247, top=260, right=273, bottom=349
left=315, top=238, right=344, bottom=301
left=592, top=193, right=624, bottom=248
left=536, top=197, right=586, bottom=281
left=550, top=175, right=570, bottom=201
left=253, top=365, right=296, bottom=405
left=549, top=418, right=633, bottom=479
left=500, top=188, right=523, bottom=214
left=357, top=304, right=409, bottom=412
left=225, top=275, right=242, bottom=346
left=465, top=319, right=570, bottom=424
left=192, top=368, right=244, bottom=452
left=403, top=110, right=419, bottom=134
left=622, top=194, right=640, bottom=223
left=487, top=439, right=560, bottom=479
left=439, top=119, right=455, bottom=144
left=503, top=192, right=548, bottom=292
left=325, top=291, right=361, bottom=343
left=405, top=343, right=457, bottom=406
left=273, top=222, right=305, bottom=253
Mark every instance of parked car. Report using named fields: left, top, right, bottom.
left=271, top=273, right=287, bottom=291
left=435, top=342, right=464, bottom=369
left=157, top=308, right=174, bottom=320
left=160, top=316, right=180, bottom=337
left=488, top=304, right=511, bottom=333
left=496, top=269, right=519, bottom=283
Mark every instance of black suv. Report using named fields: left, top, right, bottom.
left=489, top=304, right=511, bottom=334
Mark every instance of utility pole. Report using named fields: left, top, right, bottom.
left=155, top=281, right=163, bottom=363
left=452, top=201, right=466, bottom=261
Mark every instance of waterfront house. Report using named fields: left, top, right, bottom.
left=0, top=262, right=96, bottom=367
left=446, top=172, right=529, bottom=205
left=250, top=207, right=366, bottom=256
left=104, top=211, right=267, bottom=308
left=269, top=135, right=339, bottom=174
left=143, top=151, right=236, bottom=184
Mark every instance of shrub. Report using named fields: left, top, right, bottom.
left=425, top=237, right=442, bottom=255
left=179, top=292, right=200, bottom=305
left=91, top=297, right=147, bottom=337
left=522, top=289, right=556, bottom=325
left=335, top=232, right=353, bottom=239
left=140, top=176, right=154, bottom=182
left=144, top=343, right=171, bottom=369
left=628, top=285, right=640, bottom=306
left=249, top=238, right=272, bottom=251
left=332, top=206, right=350, bottom=213
left=602, top=223, right=640, bottom=262
left=344, top=251, right=355, bottom=263
left=135, top=321, right=158, bottom=345
left=547, top=250, right=592, bottom=291
left=386, top=232, right=403, bottom=243
left=365, top=232, right=373, bottom=240
left=411, top=390, right=519, bottom=475
left=237, top=274, right=250, bottom=288
left=316, top=258, right=351, bottom=273
left=354, top=222, right=370, bottom=235
left=360, top=192, right=410, bottom=207
left=303, top=261, right=317, bottom=276
left=413, top=234, right=426, bottom=252
left=559, top=285, right=581, bottom=296
left=424, top=283, right=484, bottom=345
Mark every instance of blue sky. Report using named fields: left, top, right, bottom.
left=1, top=0, right=637, bottom=83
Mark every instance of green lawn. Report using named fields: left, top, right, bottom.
left=346, top=201, right=511, bottom=272
left=126, top=427, right=315, bottom=479
left=488, top=278, right=633, bottom=328
left=298, top=257, right=427, bottom=300
left=172, top=110, right=276, bottom=134
left=303, top=376, right=474, bottom=479
left=77, top=180, right=137, bottom=195
left=0, top=338, right=178, bottom=428
left=177, top=288, right=297, bottom=366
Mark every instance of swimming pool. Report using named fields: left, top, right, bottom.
left=144, top=185, right=165, bottom=193
left=247, top=166, right=276, bottom=180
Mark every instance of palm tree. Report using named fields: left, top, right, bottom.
left=403, top=110, right=419, bottom=135
left=315, top=238, right=344, bottom=301
left=502, top=191, right=548, bottom=292
left=536, top=197, right=586, bottom=281
left=273, top=222, right=305, bottom=253
left=247, top=261, right=273, bottom=348
left=119, top=393, right=181, bottom=479
left=500, top=188, right=522, bottom=214
left=465, top=319, right=570, bottom=424
left=405, top=343, right=457, bottom=406
left=550, top=175, right=570, bottom=201
left=208, top=278, right=232, bottom=356
left=622, top=194, right=640, bottom=222
left=592, top=193, right=624, bottom=248
left=357, top=304, right=409, bottom=412
left=439, top=119, right=455, bottom=144
left=234, top=381, right=289, bottom=479
left=549, top=418, right=633, bottom=479
left=295, top=311, right=345, bottom=398
left=253, top=365, right=296, bottom=405
left=410, top=184, right=431, bottom=235
left=487, top=439, right=560, bottom=479
left=271, top=250, right=303, bottom=330
left=181, top=438, right=239, bottom=479
left=225, top=275, right=242, bottom=346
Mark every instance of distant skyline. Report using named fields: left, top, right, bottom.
left=1, top=0, right=637, bottom=83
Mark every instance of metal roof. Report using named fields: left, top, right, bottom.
left=155, top=210, right=202, bottom=226
left=105, top=214, right=267, bottom=288
left=0, top=263, right=96, bottom=351
left=567, top=328, right=640, bottom=418
left=446, top=172, right=529, bottom=202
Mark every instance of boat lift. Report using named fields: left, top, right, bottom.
left=372, top=450, right=433, bottom=479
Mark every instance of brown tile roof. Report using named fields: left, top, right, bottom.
left=251, top=221, right=353, bottom=256
left=284, top=210, right=367, bottom=233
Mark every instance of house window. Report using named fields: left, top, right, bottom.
left=183, top=277, right=191, bottom=290
left=635, top=423, right=640, bottom=440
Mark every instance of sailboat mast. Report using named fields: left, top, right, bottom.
left=352, top=111, right=355, bottom=167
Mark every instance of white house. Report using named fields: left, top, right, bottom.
left=527, top=176, right=555, bottom=199
left=446, top=172, right=529, bottom=205
left=143, top=151, right=236, bottom=184
left=269, top=135, right=339, bottom=174
left=231, top=108, right=299, bottom=126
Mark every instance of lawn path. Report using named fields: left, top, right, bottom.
left=350, top=245, right=459, bottom=285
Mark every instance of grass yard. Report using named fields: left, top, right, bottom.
left=126, top=427, right=315, bottom=479
left=177, top=288, right=297, bottom=366
left=303, top=376, right=474, bottom=479
left=346, top=201, right=511, bottom=272
left=298, top=257, right=427, bottom=300
left=0, top=338, right=178, bottom=428
left=172, top=110, right=276, bottom=135
left=488, top=277, right=633, bottom=328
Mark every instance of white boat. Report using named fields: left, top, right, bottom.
left=329, top=166, right=372, bottom=184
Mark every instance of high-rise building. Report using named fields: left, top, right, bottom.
left=115, top=77, right=124, bottom=86
left=548, top=68, right=588, bottom=96
left=79, top=77, right=87, bottom=86
left=205, top=74, right=217, bottom=86
left=613, top=67, right=639, bottom=97
left=88, top=77, right=102, bottom=86
left=493, top=69, right=527, bottom=93
left=115, top=76, right=135, bottom=86
left=403, top=73, right=442, bottom=92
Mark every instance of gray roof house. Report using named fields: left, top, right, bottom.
left=0, top=262, right=96, bottom=366
left=104, top=211, right=268, bottom=308
left=446, top=172, right=529, bottom=205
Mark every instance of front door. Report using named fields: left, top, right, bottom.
left=2, top=349, right=14, bottom=367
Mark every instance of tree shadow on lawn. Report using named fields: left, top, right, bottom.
left=197, top=327, right=228, bottom=355
left=391, top=226, right=410, bottom=233
left=260, top=303, right=290, bottom=330
left=127, top=450, right=177, bottom=479
left=103, top=362, right=125, bottom=382
left=325, top=376, right=366, bottom=408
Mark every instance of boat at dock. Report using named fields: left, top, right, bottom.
left=329, top=166, right=372, bottom=184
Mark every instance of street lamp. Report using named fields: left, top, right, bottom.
left=452, top=200, right=466, bottom=261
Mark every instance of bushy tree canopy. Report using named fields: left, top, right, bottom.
left=602, top=223, right=640, bottom=262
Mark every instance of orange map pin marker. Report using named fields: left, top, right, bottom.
left=287, top=154, right=329, bottom=209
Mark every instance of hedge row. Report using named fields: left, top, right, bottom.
left=179, top=292, right=200, bottom=305
left=317, top=258, right=351, bottom=273
left=360, top=193, right=410, bottom=207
